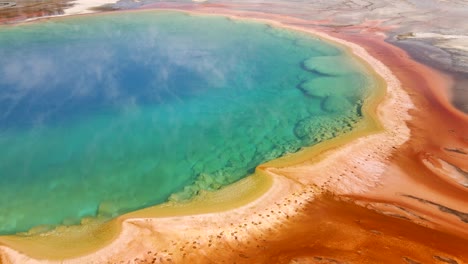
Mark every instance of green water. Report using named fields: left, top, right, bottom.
left=0, top=11, right=373, bottom=234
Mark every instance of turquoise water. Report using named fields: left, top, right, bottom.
left=0, top=11, right=372, bottom=234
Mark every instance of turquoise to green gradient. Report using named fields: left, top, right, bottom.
left=0, top=11, right=373, bottom=234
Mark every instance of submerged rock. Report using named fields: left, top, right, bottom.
left=303, top=56, right=357, bottom=76
left=322, top=95, right=353, bottom=113
left=294, top=112, right=360, bottom=144
left=299, top=74, right=366, bottom=99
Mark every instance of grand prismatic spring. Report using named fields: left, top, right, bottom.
left=0, top=1, right=468, bottom=264
left=0, top=11, right=372, bottom=234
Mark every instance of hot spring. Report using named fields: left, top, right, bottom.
left=0, top=11, right=374, bottom=234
